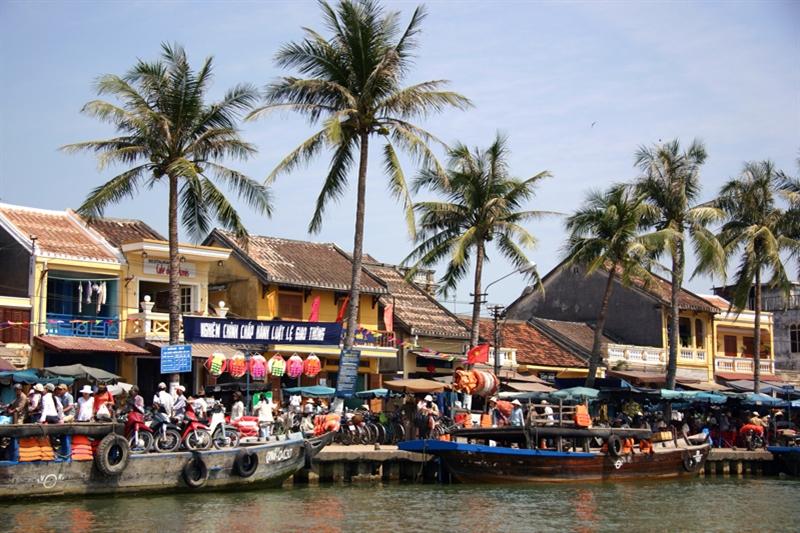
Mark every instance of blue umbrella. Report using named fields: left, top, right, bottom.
left=551, top=386, right=599, bottom=400
left=739, top=392, right=782, bottom=406
left=355, top=388, right=390, bottom=399
left=282, top=385, right=336, bottom=398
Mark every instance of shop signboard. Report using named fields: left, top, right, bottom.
left=183, top=316, right=342, bottom=345
left=160, top=344, right=192, bottom=373
left=335, top=349, right=361, bottom=398
left=144, top=258, right=196, bottom=278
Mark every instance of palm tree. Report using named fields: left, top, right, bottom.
left=249, top=0, right=470, bottom=349
left=63, top=43, right=271, bottom=344
left=715, top=161, right=799, bottom=393
left=634, top=139, right=724, bottom=390
left=564, top=185, right=673, bottom=387
left=404, top=134, right=550, bottom=348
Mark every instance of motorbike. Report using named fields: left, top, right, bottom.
left=207, top=404, right=240, bottom=449
left=149, top=407, right=182, bottom=452
left=179, top=406, right=212, bottom=450
left=123, top=410, right=154, bottom=454
left=740, top=424, right=765, bottom=450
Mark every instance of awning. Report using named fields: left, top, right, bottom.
left=146, top=342, right=241, bottom=359
left=411, top=349, right=466, bottom=362
left=678, top=380, right=732, bottom=392
left=505, top=381, right=556, bottom=393
left=282, top=385, right=336, bottom=398
left=715, top=371, right=782, bottom=382
left=42, top=364, right=120, bottom=383
left=607, top=370, right=668, bottom=385
left=35, top=335, right=149, bottom=355
left=385, top=378, right=449, bottom=394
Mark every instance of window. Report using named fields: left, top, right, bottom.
left=724, top=336, right=737, bottom=357
left=278, top=292, right=303, bottom=320
left=180, top=287, right=192, bottom=314
left=791, top=325, right=800, bottom=353
left=139, top=281, right=195, bottom=314
left=0, top=308, right=30, bottom=343
left=695, top=319, right=704, bottom=348
left=678, top=317, right=691, bottom=347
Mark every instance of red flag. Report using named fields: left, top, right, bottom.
left=383, top=304, right=394, bottom=333
left=335, top=296, right=350, bottom=323
left=467, top=344, right=490, bottom=365
left=308, top=296, right=321, bottom=322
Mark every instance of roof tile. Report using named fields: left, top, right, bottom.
left=87, top=218, right=164, bottom=249
left=471, top=318, right=588, bottom=368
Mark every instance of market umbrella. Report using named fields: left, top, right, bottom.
left=551, top=386, right=599, bottom=401
left=0, top=369, right=74, bottom=385
left=505, top=381, right=556, bottom=393
left=354, top=388, right=391, bottom=399
left=384, top=378, right=448, bottom=394
left=737, top=392, right=783, bottom=406
left=282, top=385, right=336, bottom=398
left=42, top=364, right=119, bottom=383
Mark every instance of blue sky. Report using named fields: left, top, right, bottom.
left=1, top=0, right=798, bottom=314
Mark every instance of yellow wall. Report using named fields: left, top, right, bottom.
left=660, top=309, right=715, bottom=379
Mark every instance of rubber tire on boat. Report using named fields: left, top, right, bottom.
left=183, top=455, right=208, bottom=488
left=234, top=449, right=259, bottom=478
left=95, top=434, right=130, bottom=477
left=607, top=435, right=623, bottom=457
left=304, top=441, right=314, bottom=469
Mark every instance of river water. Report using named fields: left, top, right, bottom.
left=2, top=478, right=798, bottom=532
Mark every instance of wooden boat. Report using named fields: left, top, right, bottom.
left=399, top=425, right=710, bottom=483
left=767, top=446, right=800, bottom=476
left=0, top=423, right=333, bottom=498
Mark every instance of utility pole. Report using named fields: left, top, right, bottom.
left=488, top=305, right=505, bottom=379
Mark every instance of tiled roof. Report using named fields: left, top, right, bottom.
left=0, top=203, right=119, bottom=263
left=363, top=262, right=470, bottom=339
left=208, top=230, right=387, bottom=294
left=611, top=264, right=718, bottom=313
left=698, top=294, right=733, bottom=311
left=87, top=217, right=164, bottom=249
left=529, top=317, right=615, bottom=356
left=471, top=318, right=588, bottom=369
left=34, top=336, right=149, bottom=355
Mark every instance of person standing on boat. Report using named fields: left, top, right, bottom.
left=56, top=384, right=75, bottom=422
left=93, top=383, right=115, bottom=422
left=26, top=383, right=43, bottom=423
left=231, top=391, right=245, bottom=421
left=541, top=400, right=555, bottom=426
left=192, top=389, right=208, bottom=419
left=76, top=385, right=94, bottom=422
left=153, top=382, right=174, bottom=417
left=254, top=394, right=274, bottom=440
left=173, top=385, right=187, bottom=422
left=509, top=399, right=524, bottom=427
left=39, top=383, right=63, bottom=424
left=125, top=386, right=145, bottom=415
left=8, top=384, right=27, bottom=424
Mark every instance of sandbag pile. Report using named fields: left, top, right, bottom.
left=453, top=369, right=498, bottom=397
left=71, top=435, right=94, bottom=461
left=18, top=437, right=55, bottom=462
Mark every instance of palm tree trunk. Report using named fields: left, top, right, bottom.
left=343, top=132, right=370, bottom=350
left=168, top=174, right=181, bottom=345
left=753, top=269, right=761, bottom=394
left=666, top=241, right=684, bottom=390
left=469, top=241, right=485, bottom=349
left=587, top=263, right=617, bottom=388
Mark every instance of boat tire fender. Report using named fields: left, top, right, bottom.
left=234, top=449, right=258, bottom=478
left=95, top=434, right=130, bottom=477
left=183, top=455, right=209, bottom=488
left=607, top=435, right=623, bottom=457
left=682, top=452, right=698, bottom=472
left=304, top=441, right=314, bottom=469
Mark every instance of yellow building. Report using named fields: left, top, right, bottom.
left=203, top=230, right=397, bottom=392
left=700, top=294, right=776, bottom=383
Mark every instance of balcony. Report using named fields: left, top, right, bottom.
left=679, top=347, right=707, bottom=363
left=46, top=314, right=119, bottom=339
left=715, top=356, right=774, bottom=374
left=126, top=311, right=182, bottom=341
left=607, top=344, right=665, bottom=367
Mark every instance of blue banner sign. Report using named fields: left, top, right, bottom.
left=183, top=316, right=343, bottom=345
left=160, top=344, right=192, bottom=373
left=335, top=349, right=361, bottom=399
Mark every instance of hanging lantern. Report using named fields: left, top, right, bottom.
left=228, top=352, right=247, bottom=378
left=205, top=352, right=227, bottom=377
left=269, top=354, right=286, bottom=377
left=303, top=354, right=321, bottom=377
left=249, top=354, right=268, bottom=380
left=287, top=354, right=304, bottom=378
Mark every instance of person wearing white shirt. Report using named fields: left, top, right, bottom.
left=254, top=395, right=274, bottom=440
left=39, top=383, right=62, bottom=424
left=153, top=382, right=174, bottom=417
left=76, top=385, right=95, bottom=422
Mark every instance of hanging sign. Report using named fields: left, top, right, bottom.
left=160, top=344, right=192, bottom=373
left=335, top=349, right=361, bottom=398
left=183, top=316, right=343, bottom=345
left=144, top=258, right=196, bottom=278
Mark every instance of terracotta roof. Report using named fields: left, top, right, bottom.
left=715, top=371, right=781, bottom=382
left=0, top=204, right=119, bottom=263
left=364, top=262, right=469, bottom=339
left=34, top=336, right=149, bottom=355
left=530, top=317, right=615, bottom=356
left=471, top=318, right=588, bottom=369
left=607, top=369, right=668, bottom=385
left=615, top=265, right=719, bottom=313
left=208, top=230, right=387, bottom=294
left=86, top=217, right=164, bottom=249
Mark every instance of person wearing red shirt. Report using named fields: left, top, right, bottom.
left=93, top=383, right=115, bottom=421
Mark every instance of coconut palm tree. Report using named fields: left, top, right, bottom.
left=564, top=185, right=674, bottom=387
left=404, top=134, right=550, bottom=348
left=63, top=43, right=271, bottom=344
left=714, top=161, right=800, bottom=393
left=249, top=0, right=470, bottom=349
left=634, top=139, right=724, bottom=390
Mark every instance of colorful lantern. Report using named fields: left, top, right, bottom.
left=303, top=354, right=321, bottom=377
left=228, top=352, right=248, bottom=378
left=205, top=353, right=227, bottom=377
left=269, top=354, right=286, bottom=377
left=287, top=354, right=304, bottom=378
left=249, top=354, right=268, bottom=380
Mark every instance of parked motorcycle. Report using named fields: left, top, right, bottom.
left=123, top=410, right=153, bottom=454
left=149, top=407, right=182, bottom=452
left=179, top=406, right=212, bottom=450
left=207, top=404, right=240, bottom=449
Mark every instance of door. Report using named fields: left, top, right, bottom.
left=723, top=336, right=737, bottom=357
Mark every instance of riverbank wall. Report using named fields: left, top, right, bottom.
left=288, top=446, right=781, bottom=485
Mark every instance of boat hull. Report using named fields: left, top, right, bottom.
left=0, top=432, right=333, bottom=498
left=400, top=440, right=710, bottom=483
left=767, top=446, right=800, bottom=477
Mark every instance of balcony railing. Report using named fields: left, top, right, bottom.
left=679, top=347, right=707, bottom=362
left=126, top=311, right=182, bottom=341
left=715, top=356, right=774, bottom=374
left=46, top=314, right=119, bottom=339
left=606, top=344, right=665, bottom=366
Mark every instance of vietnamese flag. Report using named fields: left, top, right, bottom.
left=467, top=344, right=490, bottom=364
